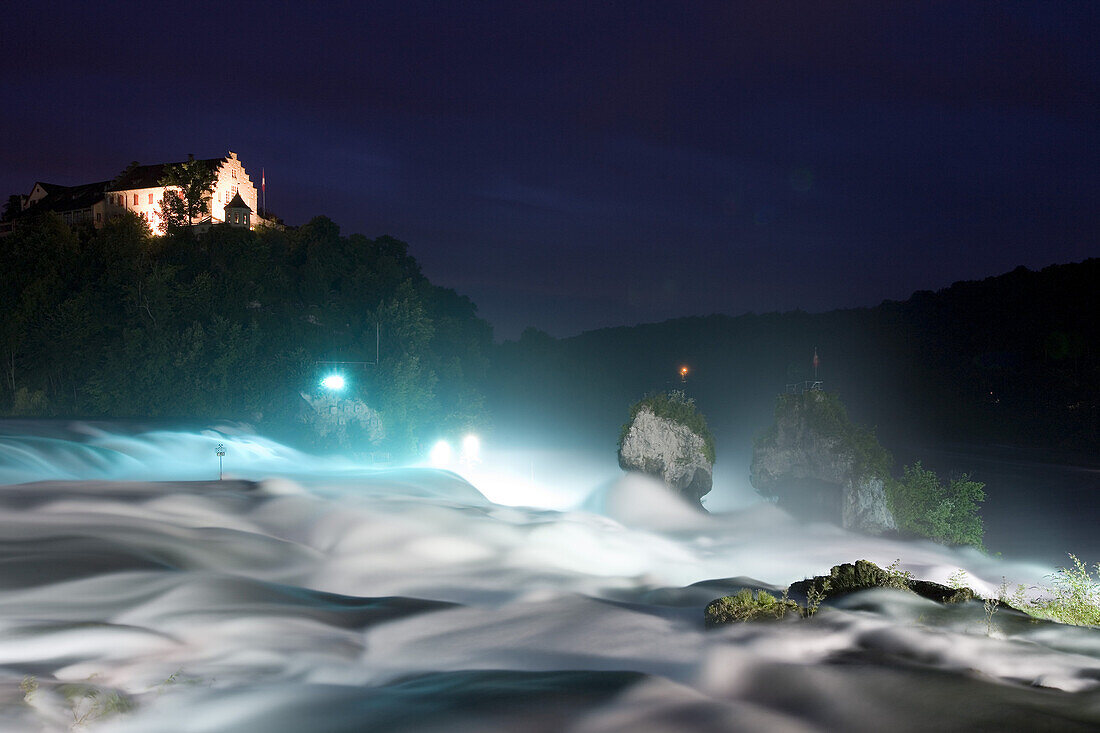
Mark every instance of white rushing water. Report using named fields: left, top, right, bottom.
left=0, top=424, right=1098, bottom=732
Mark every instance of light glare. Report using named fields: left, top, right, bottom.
left=461, top=434, right=481, bottom=463
left=320, top=374, right=346, bottom=391
left=429, top=440, right=453, bottom=468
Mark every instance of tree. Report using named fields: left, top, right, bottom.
left=2, top=194, right=22, bottom=222
left=158, top=157, right=217, bottom=232
left=886, top=462, right=985, bottom=548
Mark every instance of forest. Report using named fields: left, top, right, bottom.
left=490, top=259, right=1100, bottom=461
left=0, top=212, right=492, bottom=456
left=3, top=209, right=1096, bottom=464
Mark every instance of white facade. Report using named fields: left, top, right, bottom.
left=104, top=151, right=260, bottom=234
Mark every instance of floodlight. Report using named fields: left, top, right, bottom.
left=320, top=374, right=346, bottom=391
left=461, top=434, right=481, bottom=463
left=429, top=440, right=453, bottom=468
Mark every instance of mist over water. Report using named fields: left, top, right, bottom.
left=1, top=422, right=1099, bottom=731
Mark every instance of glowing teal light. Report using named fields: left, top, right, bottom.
left=429, top=440, right=453, bottom=468
left=320, top=374, right=346, bottom=391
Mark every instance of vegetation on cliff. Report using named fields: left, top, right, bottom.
left=618, top=390, right=716, bottom=464
left=0, top=212, right=491, bottom=455
left=755, top=390, right=893, bottom=483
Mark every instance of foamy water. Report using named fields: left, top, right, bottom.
left=0, top=424, right=1098, bottom=731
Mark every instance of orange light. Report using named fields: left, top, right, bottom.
left=680, top=366, right=689, bottom=377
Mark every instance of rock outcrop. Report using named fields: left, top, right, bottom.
left=786, top=560, right=978, bottom=605
left=618, top=407, right=713, bottom=508
left=751, top=391, right=896, bottom=534
left=705, top=559, right=980, bottom=627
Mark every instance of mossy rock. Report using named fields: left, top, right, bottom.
left=787, top=560, right=978, bottom=605
left=704, top=589, right=802, bottom=627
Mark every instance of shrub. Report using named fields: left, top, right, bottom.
left=1033, top=554, right=1100, bottom=626
left=886, top=462, right=985, bottom=548
left=704, top=589, right=801, bottom=626
left=619, top=390, right=716, bottom=464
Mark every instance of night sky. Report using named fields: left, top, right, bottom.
left=3, top=2, right=1097, bottom=339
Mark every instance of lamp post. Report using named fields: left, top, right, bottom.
left=215, top=443, right=225, bottom=480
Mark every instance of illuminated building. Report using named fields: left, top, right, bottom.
left=4, top=151, right=261, bottom=235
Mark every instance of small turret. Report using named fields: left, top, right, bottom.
left=224, top=191, right=251, bottom=228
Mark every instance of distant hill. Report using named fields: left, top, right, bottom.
left=489, top=259, right=1100, bottom=462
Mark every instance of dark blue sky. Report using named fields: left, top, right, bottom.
left=3, top=2, right=1097, bottom=339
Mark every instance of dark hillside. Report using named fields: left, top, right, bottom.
left=490, top=259, right=1100, bottom=461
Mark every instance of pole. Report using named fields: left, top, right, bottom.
left=216, top=443, right=226, bottom=480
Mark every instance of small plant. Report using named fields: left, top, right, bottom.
left=60, top=682, right=135, bottom=727
left=883, top=559, right=913, bottom=590
left=1010, top=583, right=1029, bottom=611
left=984, top=595, right=1000, bottom=635
left=1032, top=554, right=1100, bottom=626
left=982, top=578, right=1009, bottom=636
left=947, top=569, right=969, bottom=591
left=805, top=578, right=832, bottom=616
left=20, top=675, right=37, bottom=702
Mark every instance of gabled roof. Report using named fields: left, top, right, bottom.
left=107, top=157, right=226, bottom=191
left=33, top=182, right=70, bottom=195
left=225, top=192, right=252, bottom=211
left=28, top=181, right=110, bottom=212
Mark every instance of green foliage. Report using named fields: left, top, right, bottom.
left=619, top=390, right=716, bottom=464
left=883, top=558, right=914, bottom=590
left=758, top=391, right=892, bottom=482
left=886, top=462, right=985, bottom=548
left=158, top=158, right=218, bottom=231
left=1031, top=554, right=1100, bottom=626
left=21, top=674, right=134, bottom=728
left=0, top=214, right=491, bottom=456
left=805, top=578, right=831, bottom=616
left=704, top=589, right=802, bottom=626
left=947, top=569, right=969, bottom=591
left=61, top=682, right=135, bottom=727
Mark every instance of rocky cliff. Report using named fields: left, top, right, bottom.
left=618, top=407, right=713, bottom=508
left=751, top=390, right=895, bottom=534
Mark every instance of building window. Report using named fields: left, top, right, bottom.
left=96, top=212, right=101, bottom=223
left=148, top=193, right=154, bottom=204
left=231, top=168, right=237, bottom=179
left=133, top=194, right=138, bottom=206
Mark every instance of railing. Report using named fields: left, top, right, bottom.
left=785, top=380, right=824, bottom=394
